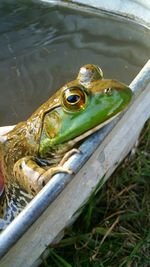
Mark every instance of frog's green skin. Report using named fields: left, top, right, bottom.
left=0, top=64, right=132, bottom=229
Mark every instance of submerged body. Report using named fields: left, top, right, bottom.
left=0, top=64, right=132, bottom=229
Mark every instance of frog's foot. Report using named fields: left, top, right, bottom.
left=37, top=149, right=80, bottom=192
left=59, top=148, right=80, bottom=166
left=13, top=156, right=74, bottom=195
left=37, top=166, right=73, bottom=189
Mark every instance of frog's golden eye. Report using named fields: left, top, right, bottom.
left=62, top=87, right=87, bottom=111
left=104, top=88, right=112, bottom=96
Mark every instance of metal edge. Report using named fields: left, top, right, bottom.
left=38, top=0, right=150, bottom=28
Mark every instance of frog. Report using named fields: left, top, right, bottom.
left=0, top=64, right=132, bottom=230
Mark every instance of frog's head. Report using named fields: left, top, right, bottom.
left=39, top=64, right=132, bottom=157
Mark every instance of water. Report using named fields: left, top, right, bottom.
left=0, top=0, right=150, bottom=126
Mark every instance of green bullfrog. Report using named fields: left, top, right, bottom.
left=0, top=64, right=132, bottom=230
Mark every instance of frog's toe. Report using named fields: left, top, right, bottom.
left=37, top=166, right=73, bottom=189
left=59, top=148, right=81, bottom=166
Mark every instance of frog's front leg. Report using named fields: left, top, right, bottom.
left=13, top=156, right=73, bottom=195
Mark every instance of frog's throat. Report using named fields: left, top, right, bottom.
left=67, top=111, right=121, bottom=147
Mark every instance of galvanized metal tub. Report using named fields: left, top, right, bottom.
left=0, top=1, right=150, bottom=267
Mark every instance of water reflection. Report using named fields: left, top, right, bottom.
left=0, top=0, right=150, bottom=125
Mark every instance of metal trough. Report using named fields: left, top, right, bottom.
left=0, top=1, right=150, bottom=267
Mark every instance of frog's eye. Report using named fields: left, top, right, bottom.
left=62, top=87, right=87, bottom=111
left=104, top=88, right=112, bottom=96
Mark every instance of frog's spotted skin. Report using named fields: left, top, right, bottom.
left=0, top=64, right=132, bottom=230
left=0, top=185, right=33, bottom=229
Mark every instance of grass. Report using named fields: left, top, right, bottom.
left=41, top=120, right=150, bottom=267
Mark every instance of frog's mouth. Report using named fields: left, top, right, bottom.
left=66, top=111, right=121, bottom=147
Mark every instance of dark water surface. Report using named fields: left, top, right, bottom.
left=0, top=0, right=150, bottom=126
